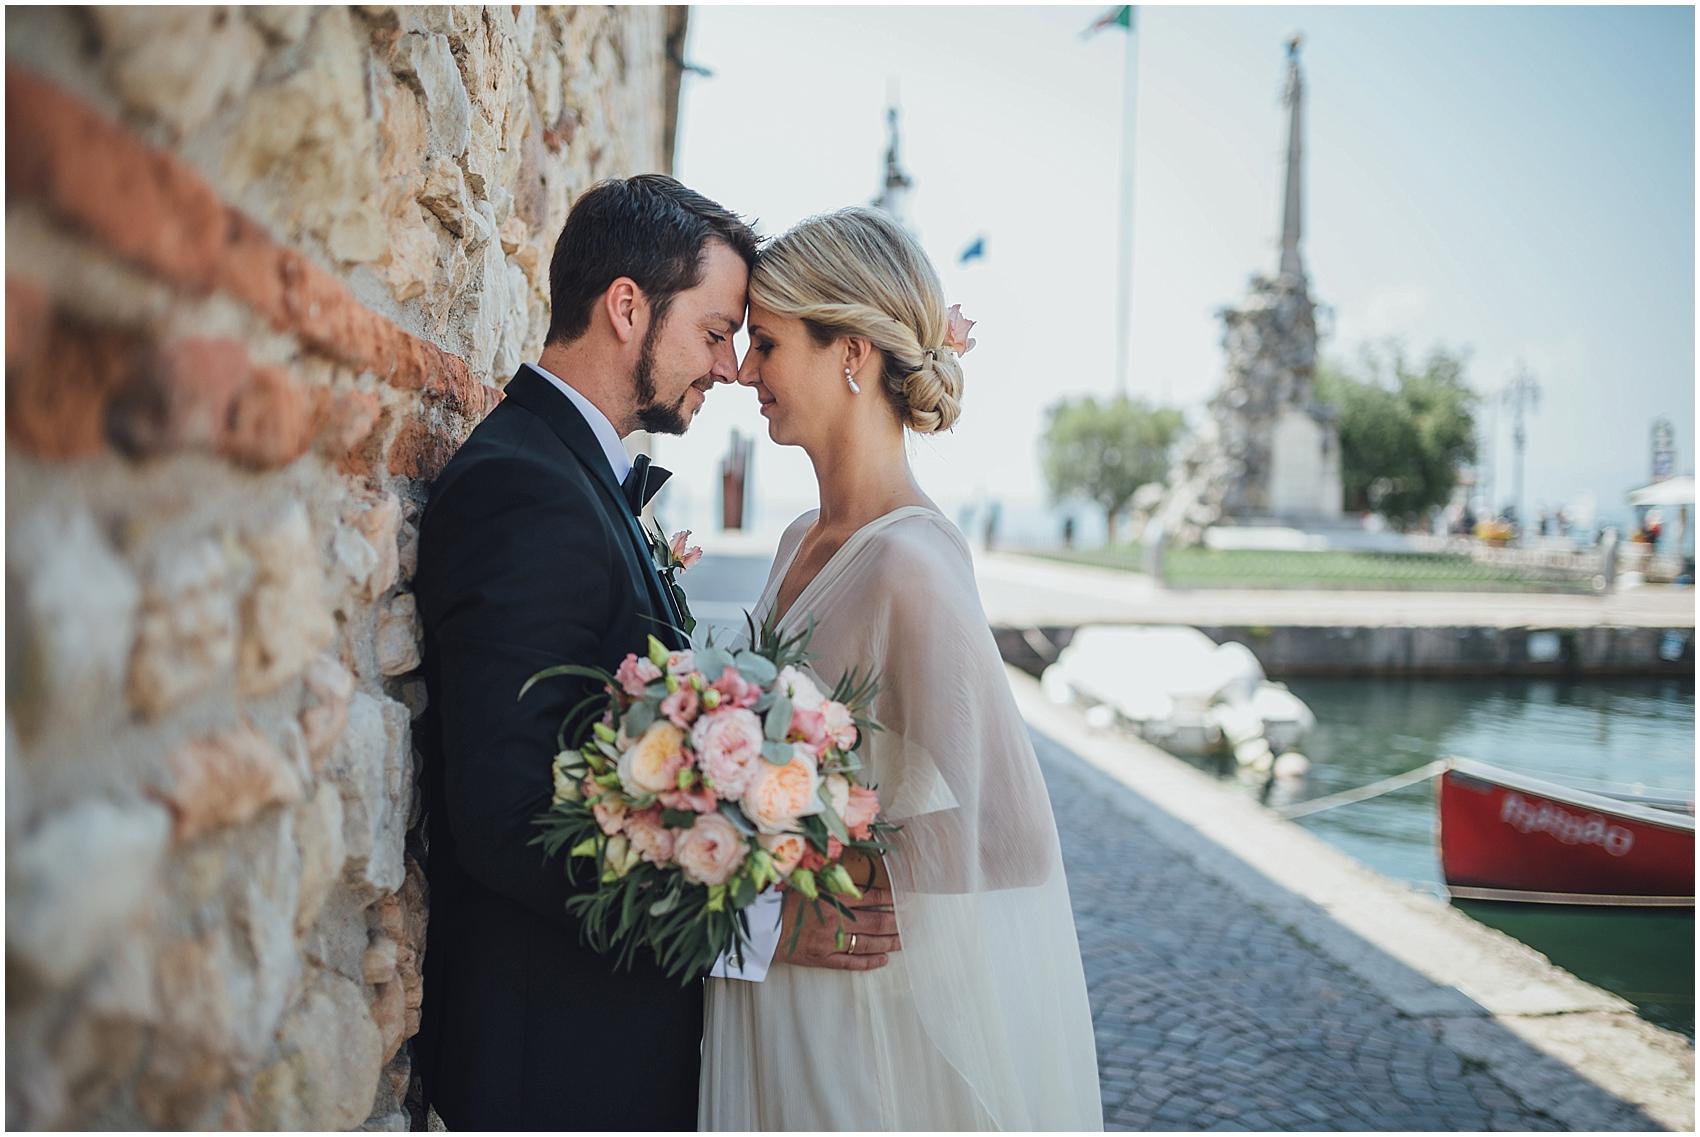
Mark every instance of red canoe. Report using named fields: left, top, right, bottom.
left=1437, top=757, right=1695, bottom=907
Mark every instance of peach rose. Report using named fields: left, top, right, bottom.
left=618, top=722, right=688, bottom=796
left=691, top=707, right=764, bottom=799
left=624, top=807, right=676, bottom=866
left=758, top=831, right=807, bottom=877
left=843, top=784, right=881, bottom=839
left=674, top=811, right=747, bottom=886
left=742, top=744, right=824, bottom=834
left=615, top=654, right=662, bottom=698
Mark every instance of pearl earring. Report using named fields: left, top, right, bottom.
left=845, top=367, right=860, bottom=394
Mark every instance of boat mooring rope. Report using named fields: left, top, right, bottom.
left=1275, top=759, right=1449, bottom=820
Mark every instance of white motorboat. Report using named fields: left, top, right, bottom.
left=1042, top=625, right=1316, bottom=770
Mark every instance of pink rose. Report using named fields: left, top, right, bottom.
left=624, top=807, right=676, bottom=866
left=660, top=785, right=718, bottom=813
left=758, top=832, right=806, bottom=877
left=789, top=706, right=828, bottom=751
left=843, top=784, right=880, bottom=840
left=742, top=744, right=824, bottom=834
left=617, top=722, right=688, bottom=796
left=592, top=791, right=628, bottom=836
left=661, top=684, right=700, bottom=729
left=674, top=812, right=747, bottom=886
left=615, top=654, right=662, bottom=698
left=668, top=530, right=704, bottom=572
left=709, top=666, right=760, bottom=710
left=690, top=707, right=764, bottom=799
left=821, top=701, right=858, bottom=751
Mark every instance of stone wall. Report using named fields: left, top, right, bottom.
left=5, top=6, right=683, bottom=1129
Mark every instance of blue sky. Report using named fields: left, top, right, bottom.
left=663, top=5, right=1694, bottom=539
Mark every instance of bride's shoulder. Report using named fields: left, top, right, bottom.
left=867, top=507, right=973, bottom=576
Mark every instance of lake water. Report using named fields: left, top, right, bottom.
left=1245, top=676, right=1695, bottom=1039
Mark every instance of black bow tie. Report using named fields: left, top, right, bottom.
left=622, top=453, right=672, bottom=514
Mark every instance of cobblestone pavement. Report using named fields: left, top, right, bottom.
left=1034, top=729, right=1575, bottom=1132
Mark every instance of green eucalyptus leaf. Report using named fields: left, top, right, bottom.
left=623, top=701, right=655, bottom=736
left=734, top=651, right=777, bottom=686
left=760, top=740, right=793, bottom=766
left=764, top=693, right=792, bottom=743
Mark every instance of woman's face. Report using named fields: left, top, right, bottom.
left=736, top=302, right=849, bottom=447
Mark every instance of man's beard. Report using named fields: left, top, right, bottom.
left=633, top=318, right=694, bottom=436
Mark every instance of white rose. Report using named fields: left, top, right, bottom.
left=777, top=665, right=825, bottom=712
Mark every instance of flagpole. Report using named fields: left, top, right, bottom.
left=1113, top=9, right=1139, bottom=401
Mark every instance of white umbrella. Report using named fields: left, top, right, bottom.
left=1627, top=475, right=1695, bottom=507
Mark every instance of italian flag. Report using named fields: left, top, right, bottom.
left=1083, top=5, right=1135, bottom=37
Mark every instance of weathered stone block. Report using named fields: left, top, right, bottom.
left=299, top=653, right=355, bottom=771
left=6, top=799, right=170, bottom=988
left=155, top=722, right=303, bottom=842
left=376, top=593, right=423, bottom=677
left=239, top=503, right=334, bottom=695
left=128, top=538, right=238, bottom=718
left=92, top=6, right=266, bottom=137
left=295, top=780, right=347, bottom=936
left=398, top=31, right=472, bottom=159
left=332, top=693, right=407, bottom=900
left=249, top=968, right=383, bottom=1130
left=6, top=503, right=139, bottom=741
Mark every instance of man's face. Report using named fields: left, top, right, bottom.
left=633, top=240, right=748, bottom=435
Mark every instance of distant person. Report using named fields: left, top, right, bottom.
left=1062, top=514, right=1077, bottom=549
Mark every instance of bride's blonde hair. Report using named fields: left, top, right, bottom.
left=750, top=207, right=964, bottom=434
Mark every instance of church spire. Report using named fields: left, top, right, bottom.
left=1278, top=34, right=1305, bottom=280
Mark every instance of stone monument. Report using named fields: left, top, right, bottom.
left=1155, top=35, right=1343, bottom=545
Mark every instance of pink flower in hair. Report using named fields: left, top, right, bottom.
left=943, top=304, right=977, bottom=355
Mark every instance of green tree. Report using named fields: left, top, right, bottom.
left=1039, top=395, right=1186, bottom=544
left=1315, top=341, right=1478, bottom=528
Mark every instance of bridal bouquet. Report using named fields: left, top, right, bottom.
left=526, top=617, right=893, bottom=983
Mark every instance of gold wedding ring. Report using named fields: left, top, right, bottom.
left=848, top=932, right=860, bottom=955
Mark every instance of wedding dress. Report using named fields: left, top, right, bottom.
left=700, top=505, right=1103, bottom=1131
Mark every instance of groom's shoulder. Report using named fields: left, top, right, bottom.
left=426, top=403, right=591, bottom=516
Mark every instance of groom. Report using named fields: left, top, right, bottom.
left=412, top=175, right=898, bottom=1130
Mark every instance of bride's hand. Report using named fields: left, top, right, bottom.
left=777, top=882, right=901, bottom=971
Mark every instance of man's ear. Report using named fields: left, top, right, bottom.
left=602, top=277, right=645, bottom=345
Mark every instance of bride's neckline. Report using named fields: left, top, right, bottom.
left=763, top=504, right=941, bottom=629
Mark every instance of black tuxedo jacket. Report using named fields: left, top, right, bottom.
left=412, top=365, right=697, bottom=1130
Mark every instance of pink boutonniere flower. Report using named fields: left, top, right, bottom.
left=943, top=304, right=977, bottom=355
left=668, top=530, right=703, bottom=572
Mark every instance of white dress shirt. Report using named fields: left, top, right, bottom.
left=528, top=362, right=783, bottom=982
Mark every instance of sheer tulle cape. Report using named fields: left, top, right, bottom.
left=700, top=507, right=1102, bottom=1131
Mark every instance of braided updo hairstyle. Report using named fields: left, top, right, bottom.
left=750, top=207, right=964, bottom=434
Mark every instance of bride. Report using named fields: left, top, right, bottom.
left=699, top=207, right=1103, bottom=1131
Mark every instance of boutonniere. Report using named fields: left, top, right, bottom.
left=644, top=521, right=702, bottom=637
